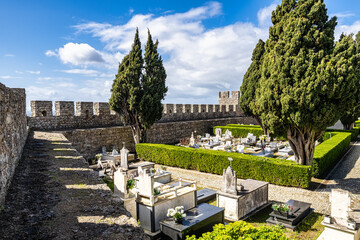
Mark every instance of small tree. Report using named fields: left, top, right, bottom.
left=240, top=39, right=267, bottom=134
left=110, top=29, right=167, bottom=144
left=251, top=0, right=360, bottom=165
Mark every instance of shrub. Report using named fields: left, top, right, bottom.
left=136, top=144, right=312, bottom=188
left=185, top=221, right=289, bottom=240
left=312, top=132, right=351, bottom=178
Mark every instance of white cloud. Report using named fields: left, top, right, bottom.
left=0, top=75, right=11, bottom=79
left=45, top=50, right=57, bottom=57
left=70, top=1, right=267, bottom=103
left=27, top=70, right=40, bottom=74
left=335, top=20, right=360, bottom=40
left=257, top=2, right=278, bottom=27
left=61, top=69, right=100, bottom=76
left=4, top=54, right=15, bottom=57
left=57, top=42, right=105, bottom=65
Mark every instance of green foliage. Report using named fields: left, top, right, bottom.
left=312, top=132, right=351, bottom=177
left=140, top=30, right=168, bottom=130
left=185, top=221, right=289, bottom=240
left=225, top=124, right=261, bottom=128
left=325, top=128, right=359, bottom=141
left=243, top=0, right=360, bottom=165
left=136, top=144, right=312, bottom=188
left=126, top=178, right=136, bottom=190
left=109, top=29, right=167, bottom=143
left=103, top=178, right=114, bottom=192
left=240, top=40, right=265, bottom=124
left=213, top=126, right=264, bottom=138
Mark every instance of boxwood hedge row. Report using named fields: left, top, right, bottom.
left=325, top=127, right=359, bottom=141
left=312, top=131, right=351, bottom=178
left=136, top=143, right=312, bottom=188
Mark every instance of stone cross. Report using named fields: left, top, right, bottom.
left=215, top=128, right=222, bottom=138
left=222, top=159, right=237, bottom=195
left=120, top=142, right=129, bottom=170
left=330, top=189, right=351, bottom=227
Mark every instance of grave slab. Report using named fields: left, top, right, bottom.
left=266, top=199, right=313, bottom=230
left=196, top=188, right=216, bottom=204
left=160, top=203, right=224, bottom=240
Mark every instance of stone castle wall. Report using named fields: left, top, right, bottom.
left=0, top=83, right=28, bottom=205
left=63, top=116, right=257, bottom=160
left=28, top=91, right=244, bottom=130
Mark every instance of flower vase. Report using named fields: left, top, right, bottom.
left=174, top=217, right=184, bottom=224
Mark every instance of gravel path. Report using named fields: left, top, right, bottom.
left=317, top=139, right=360, bottom=213
left=0, top=131, right=147, bottom=240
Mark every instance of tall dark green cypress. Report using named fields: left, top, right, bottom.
left=340, top=32, right=360, bottom=130
left=141, top=30, right=168, bottom=133
left=240, top=39, right=266, bottom=134
left=110, top=28, right=167, bottom=144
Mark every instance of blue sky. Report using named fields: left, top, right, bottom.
left=1, top=0, right=360, bottom=113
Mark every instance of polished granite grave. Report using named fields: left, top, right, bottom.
left=196, top=188, right=216, bottom=204
left=160, top=203, right=224, bottom=240
left=266, top=199, right=313, bottom=229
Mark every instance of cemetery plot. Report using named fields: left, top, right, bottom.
left=266, top=200, right=313, bottom=230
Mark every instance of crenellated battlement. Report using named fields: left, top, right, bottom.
left=28, top=91, right=247, bottom=130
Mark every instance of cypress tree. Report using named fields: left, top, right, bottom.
left=240, top=39, right=267, bottom=134
left=110, top=28, right=167, bottom=144
left=340, top=32, right=360, bottom=130
left=249, top=0, right=360, bottom=165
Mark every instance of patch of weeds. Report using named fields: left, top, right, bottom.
left=103, top=178, right=114, bottom=192
left=0, top=205, right=5, bottom=212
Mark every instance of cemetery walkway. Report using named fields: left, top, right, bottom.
left=0, top=131, right=147, bottom=240
left=318, top=139, right=360, bottom=212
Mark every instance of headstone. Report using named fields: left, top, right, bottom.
left=215, top=128, right=222, bottom=138
left=225, top=141, right=232, bottom=146
left=205, top=133, right=210, bottom=138
left=225, top=129, right=232, bottom=138
left=114, top=169, right=128, bottom=198
left=222, top=165, right=237, bottom=195
left=112, top=148, right=119, bottom=156
left=237, top=145, right=245, bottom=153
left=190, top=132, right=195, bottom=146
left=120, top=142, right=129, bottom=170
left=270, top=142, right=277, bottom=148
left=137, top=170, right=154, bottom=199
left=102, top=146, right=107, bottom=155
left=330, top=189, right=351, bottom=227
left=214, top=137, right=219, bottom=143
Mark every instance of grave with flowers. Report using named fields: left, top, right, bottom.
left=266, top=199, right=313, bottom=230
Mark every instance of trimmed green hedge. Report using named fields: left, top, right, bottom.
left=136, top=143, right=312, bottom=188
left=325, top=127, right=359, bottom=141
left=225, top=124, right=261, bottom=128
left=186, top=221, right=289, bottom=240
left=312, top=132, right=351, bottom=178
left=213, top=126, right=264, bottom=138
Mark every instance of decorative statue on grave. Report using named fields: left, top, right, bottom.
left=189, top=132, right=195, bottom=147
left=120, top=142, right=129, bottom=170
left=222, top=158, right=243, bottom=195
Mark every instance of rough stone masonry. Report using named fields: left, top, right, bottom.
left=0, top=83, right=28, bottom=206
